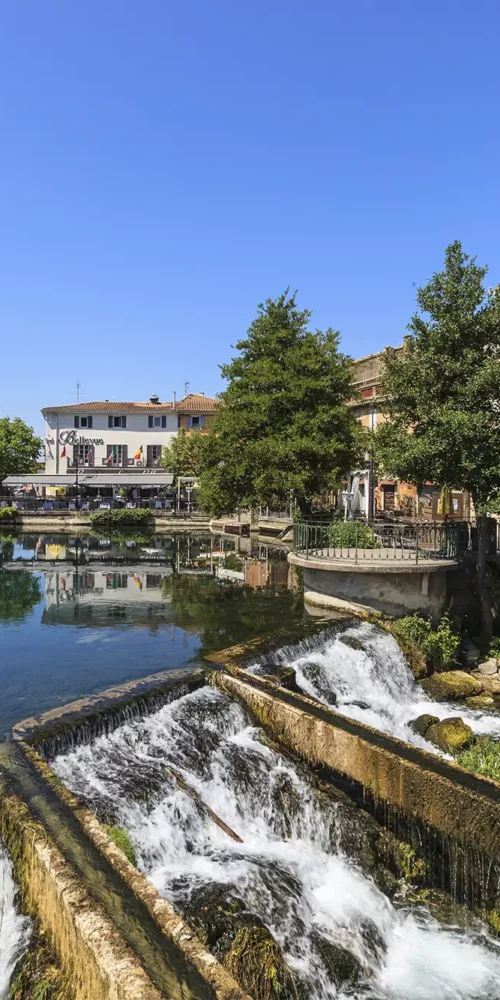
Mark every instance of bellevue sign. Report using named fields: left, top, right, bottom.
left=59, top=430, right=104, bottom=446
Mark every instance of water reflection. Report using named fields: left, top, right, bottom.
left=0, top=532, right=303, bottom=735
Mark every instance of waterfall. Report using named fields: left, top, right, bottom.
left=52, top=685, right=500, bottom=999
left=249, top=622, right=500, bottom=751
left=0, top=844, right=31, bottom=999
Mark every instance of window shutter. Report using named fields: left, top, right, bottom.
left=108, top=416, right=113, bottom=428
left=148, top=416, right=153, bottom=428
left=199, top=415, right=205, bottom=427
left=187, top=416, right=192, bottom=429
left=122, top=416, right=127, bottom=428
left=74, top=416, right=80, bottom=428
left=161, top=415, right=166, bottom=428
left=88, top=416, right=93, bottom=429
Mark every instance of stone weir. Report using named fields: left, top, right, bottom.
left=5, top=658, right=500, bottom=996
left=210, top=664, right=500, bottom=914
left=4, top=669, right=252, bottom=1000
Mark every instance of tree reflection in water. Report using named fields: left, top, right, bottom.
left=0, top=569, right=42, bottom=623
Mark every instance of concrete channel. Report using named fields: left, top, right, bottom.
left=3, top=655, right=500, bottom=996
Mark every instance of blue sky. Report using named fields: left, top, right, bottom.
left=1, top=1, right=499, bottom=435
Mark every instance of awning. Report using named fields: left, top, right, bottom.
left=2, top=474, right=77, bottom=486
left=80, top=474, right=174, bottom=487
left=2, top=473, right=174, bottom=488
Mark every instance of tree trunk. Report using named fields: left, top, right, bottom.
left=475, top=512, right=493, bottom=641
left=297, top=496, right=312, bottom=518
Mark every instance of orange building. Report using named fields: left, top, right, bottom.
left=348, top=349, right=470, bottom=520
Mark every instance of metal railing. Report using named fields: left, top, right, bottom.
left=293, top=520, right=470, bottom=563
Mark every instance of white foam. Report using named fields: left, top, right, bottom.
left=0, top=845, right=31, bottom=999
left=272, top=622, right=500, bottom=751
left=53, top=686, right=500, bottom=999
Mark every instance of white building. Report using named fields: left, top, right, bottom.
left=1, top=393, right=217, bottom=498
left=42, top=393, right=216, bottom=475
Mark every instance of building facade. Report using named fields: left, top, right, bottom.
left=42, top=393, right=217, bottom=478
left=348, top=350, right=470, bottom=520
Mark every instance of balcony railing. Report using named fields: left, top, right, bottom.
left=292, top=521, right=470, bottom=563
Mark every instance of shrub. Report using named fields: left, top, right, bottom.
left=327, top=522, right=379, bottom=549
left=0, top=506, right=17, bottom=520
left=487, top=637, right=500, bottom=661
left=456, top=738, right=500, bottom=783
left=89, top=508, right=153, bottom=529
left=392, top=612, right=460, bottom=671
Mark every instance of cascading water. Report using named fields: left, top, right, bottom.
left=0, top=844, right=31, bottom=999
left=53, top=685, right=500, bottom=999
left=249, top=622, right=500, bottom=752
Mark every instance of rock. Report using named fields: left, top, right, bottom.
left=466, top=694, right=495, bottom=709
left=409, top=714, right=439, bottom=738
left=425, top=717, right=474, bottom=753
left=462, top=638, right=480, bottom=668
left=476, top=658, right=499, bottom=676
left=349, top=700, right=370, bottom=711
left=471, top=673, right=500, bottom=696
left=419, top=670, right=483, bottom=701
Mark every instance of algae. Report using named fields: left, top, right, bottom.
left=224, top=926, right=300, bottom=1000
left=8, top=923, right=74, bottom=1000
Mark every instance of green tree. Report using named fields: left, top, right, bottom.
left=376, top=241, right=500, bottom=635
left=161, top=428, right=207, bottom=478
left=0, top=416, right=41, bottom=483
left=198, top=291, right=359, bottom=517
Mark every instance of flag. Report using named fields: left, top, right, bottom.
left=133, top=446, right=143, bottom=461
left=106, top=447, right=116, bottom=464
left=60, top=445, right=66, bottom=458
left=87, top=447, right=93, bottom=465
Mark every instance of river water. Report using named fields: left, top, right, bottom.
left=0, top=531, right=303, bottom=736
left=53, top=684, right=500, bottom=1000
left=248, top=622, right=500, bottom=752
left=0, top=845, right=31, bottom=999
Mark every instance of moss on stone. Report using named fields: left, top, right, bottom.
left=425, top=717, right=474, bottom=753
left=392, top=842, right=427, bottom=882
left=465, top=694, right=495, bottom=709
left=487, top=909, right=500, bottom=935
left=419, top=670, right=483, bottom=701
left=103, top=824, right=137, bottom=866
left=408, top=714, right=439, bottom=738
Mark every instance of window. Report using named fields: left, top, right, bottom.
left=188, top=415, right=204, bottom=428
left=73, top=443, right=94, bottom=466
left=106, top=445, right=127, bottom=466
left=106, top=574, right=128, bottom=589
left=75, top=416, right=93, bottom=428
left=148, top=414, right=167, bottom=428
left=108, top=415, right=127, bottom=428
left=146, top=445, right=163, bottom=466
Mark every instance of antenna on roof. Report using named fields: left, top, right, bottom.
left=76, top=381, right=81, bottom=403
left=184, top=381, right=190, bottom=397
left=173, top=391, right=176, bottom=404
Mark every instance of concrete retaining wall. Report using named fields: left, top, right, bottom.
left=20, top=744, right=252, bottom=1000
left=0, top=790, right=163, bottom=1000
left=211, top=668, right=500, bottom=887
left=297, top=560, right=450, bottom=619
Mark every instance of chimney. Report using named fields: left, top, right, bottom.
left=149, top=393, right=160, bottom=404
left=199, top=392, right=204, bottom=396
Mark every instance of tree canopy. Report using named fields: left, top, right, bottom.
left=0, top=416, right=41, bottom=483
left=161, top=427, right=207, bottom=478
left=375, top=241, right=500, bottom=634
left=197, top=291, right=359, bottom=516
left=376, top=241, right=500, bottom=509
